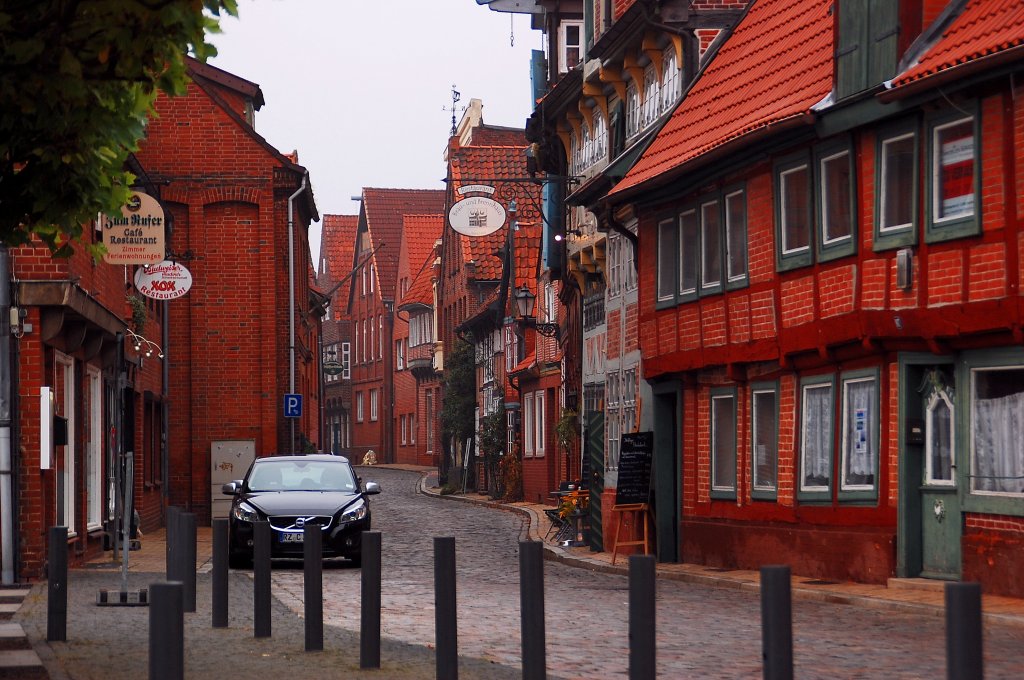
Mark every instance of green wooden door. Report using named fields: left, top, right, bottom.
left=920, top=381, right=961, bottom=579
left=585, top=410, right=604, bottom=551
left=653, top=389, right=680, bottom=562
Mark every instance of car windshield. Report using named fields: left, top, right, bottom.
left=247, top=460, right=356, bottom=492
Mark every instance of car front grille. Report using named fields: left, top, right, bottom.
left=268, top=515, right=333, bottom=532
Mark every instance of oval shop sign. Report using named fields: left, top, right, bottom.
left=447, top=196, right=506, bottom=237
left=134, top=260, right=193, bottom=300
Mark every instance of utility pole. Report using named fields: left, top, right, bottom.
left=1, top=243, right=16, bottom=584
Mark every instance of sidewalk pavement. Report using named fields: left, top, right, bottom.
left=10, top=464, right=1024, bottom=679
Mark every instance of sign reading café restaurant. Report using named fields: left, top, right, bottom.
left=102, top=191, right=165, bottom=265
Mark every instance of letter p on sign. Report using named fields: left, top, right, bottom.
left=284, top=394, right=302, bottom=418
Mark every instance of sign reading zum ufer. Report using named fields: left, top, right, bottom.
left=448, top=195, right=506, bottom=237
left=103, top=191, right=165, bottom=265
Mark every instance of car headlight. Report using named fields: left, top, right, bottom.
left=232, top=501, right=260, bottom=523
left=340, top=501, right=367, bottom=523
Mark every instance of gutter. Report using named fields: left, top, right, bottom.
left=0, top=245, right=13, bottom=583
left=879, top=45, right=1024, bottom=103
left=287, top=173, right=309, bottom=454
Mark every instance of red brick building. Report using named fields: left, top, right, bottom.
left=5, top=165, right=167, bottom=578
left=135, top=58, right=321, bottom=523
left=603, top=0, right=1024, bottom=596
left=318, top=214, right=360, bottom=456
left=347, top=189, right=445, bottom=464
left=394, top=215, right=444, bottom=466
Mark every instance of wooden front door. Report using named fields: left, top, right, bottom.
left=919, top=372, right=961, bottom=579
left=585, top=410, right=604, bottom=551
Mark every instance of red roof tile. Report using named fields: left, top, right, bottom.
left=318, top=214, right=359, bottom=313
left=362, top=188, right=446, bottom=300
left=608, top=0, right=833, bottom=199
left=399, top=253, right=436, bottom=310
left=892, top=0, right=1024, bottom=90
left=402, top=214, right=444, bottom=277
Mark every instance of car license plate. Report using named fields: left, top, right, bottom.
left=280, top=532, right=303, bottom=543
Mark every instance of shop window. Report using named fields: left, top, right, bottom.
left=969, top=364, right=1024, bottom=499
left=710, top=389, right=737, bottom=499
left=926, top=109, right=980, bottom=243
left=751, top=383, right=778, bottom=500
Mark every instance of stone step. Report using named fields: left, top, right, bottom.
left=0, top=605, right=17, bottom=616
left=887, top=577, right=948, bottom=592
left=0, top=590, right=30, bottom=603
left=0, top=648, right=45, bottom=679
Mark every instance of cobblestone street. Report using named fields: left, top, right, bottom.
left=267, top=468, right=1024, bottom=679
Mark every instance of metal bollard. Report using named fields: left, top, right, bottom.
left=434, top=536, right=458, bottom=680
left=165, top=506, right=180, bottom=582
left=519, top=540, right=546, bottom=680
left=945, top=582, right=983, bottom=680
left=47, top=526, right=68, bottom=642
left=760, top=565, right=794, bottom=680
left=253, top=520, right=272, bottom=638
left=303, top=524, right=323, bottom=651
left=211, top=518, right=229, bottom=628
left=629, top=554, right=656, bottom=680
left=360, top=531, right=382, bottom=669
left=179, top=512, right=197, bottom=613
left=149, top=581, right=184, bottom=680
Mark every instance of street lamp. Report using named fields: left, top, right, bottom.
left=514, top=285, right=559, bottom=339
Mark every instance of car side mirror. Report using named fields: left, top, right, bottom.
left=364, top=481, right=381, bottom=495
left=221, top=480, right=243, bottom=495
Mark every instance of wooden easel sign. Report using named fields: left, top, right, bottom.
left=611, top=431, right=653, bottom=564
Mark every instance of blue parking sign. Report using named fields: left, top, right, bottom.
left=284, top=393, right=302, bottom=418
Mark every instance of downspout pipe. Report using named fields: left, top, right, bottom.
left=287, top=173, right=308, bottom=455
left=1, top=244, right=15, bottom=584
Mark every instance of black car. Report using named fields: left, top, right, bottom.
left=222, top=454, right=380, bottom=568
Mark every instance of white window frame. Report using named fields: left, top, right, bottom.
left=396, top=340, right=404, bottom=371
left=86, top=365, right=103, bottom=530
left=781, top=164, right=812, bottom=256
left=710, top=392, right=737, bottom=494
left=56, top=351, right=76, bottom=535
left=558, top=20, right=583, bottom=73
left=700, top=198, right=722, bottom=292
left=370, top=389, right=379, bottom=421
left=341, top=342, right=351, bottom=379
left=969, top=365, right=1024, bottom=497
left=523, top=393, right=535, bottom=456
left=751, top=386, right=778, bottom=494
left=661, top=44, right=681, bottom=110
left=544, top=283, right=556, bottom=324
left=378, top=316, right=383, bottom=359
left=839, top=374, right=878, bottom=493
left=819, top=149, right=854, bottom=246
left=725, top=189, right=748, bottom=284
left=931, top=116, right=975, bottom=224
left=879, top=131, right=917, bottom=233
left=356, top=392, right=364, bottom=422
left=401, top=414, right=408, bottom=445
left=626, top=79, right=641, bottom=139
left=925, top=389, right=955, bottom=487
left=657, top=218, right=676, bottom=302
left=800, top=380, right=835, bottom=496
left=534, top=390, right=546, bottom=457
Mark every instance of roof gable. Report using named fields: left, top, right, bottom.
left=361, top=188, right=446, bottom=301
left=609, top=0, right=833, bottom=199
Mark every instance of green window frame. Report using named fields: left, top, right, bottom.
left=798, top=374, right=834, bottom=503
left=751, top=381, right=779, bottom=501
left=774, top=153, right=813, bottom=272
left=926, top=106, right=981, bottom=243
left=724, top=185, right=749, bottom=290
left=656, top=216, right=677, bottom=308
left=959, top=348, right=1024, bottom=517
left=838, top=368, right=880, bottom=502
left=710, top=387, right=738, bottom=500
left=678, top=207, right=699, bottom=301
left=815, top=138, right=857, bottom=262
left=873, top=118, right=919, bottom=251
left=658, top=186, right=748, bottom=308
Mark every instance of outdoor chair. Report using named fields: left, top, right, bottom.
left=544, top=508, right=566, bottom=541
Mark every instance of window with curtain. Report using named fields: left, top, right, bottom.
left=535, top=391, right=546, bottom=456
left=841, top=375, right=877, bottom=491
left=971, top=367, right=1024, bottom=495
left=927, top=388, right=954, bottom=485
left=800, top=381, right=833, bottom=494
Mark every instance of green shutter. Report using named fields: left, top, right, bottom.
left=836, top=0, right=869, bottom=98
left=868, top=0, right=899, bottom=85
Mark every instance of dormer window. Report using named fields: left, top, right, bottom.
left=625, top=79, right=641, bottom=139
left=835, top=0, right=899, bottom=99
left=661, top=45, right=682, bottom=111
left=641, top=63, right=661, bottom=129
left=559, top=21, right=583, bottom=73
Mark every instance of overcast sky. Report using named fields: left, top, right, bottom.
left=209, top=1, right=538, bottom=259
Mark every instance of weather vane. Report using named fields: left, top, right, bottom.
left=442, top=84, right=463, bottom=138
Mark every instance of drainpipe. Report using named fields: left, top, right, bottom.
left=287, top=173, right=308, bottom=454
left=1, top=244, right=15, bottom=584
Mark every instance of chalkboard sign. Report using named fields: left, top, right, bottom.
left=615, top=432, right=653, bottom=505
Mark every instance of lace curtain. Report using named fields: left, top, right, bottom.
left=974, top=391, right=1024, bottom=493
left=802, top=386, right=831, bottom=489
left=843, top=380, right=875, bottom=487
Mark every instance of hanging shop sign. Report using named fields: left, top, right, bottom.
left=323, top=360, right=344, bottom=376
left=133, top=260, right=193, bottom=300
left=448, top=195, right=506, bottom=237
left=103, top=191, right=166, bottom=265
